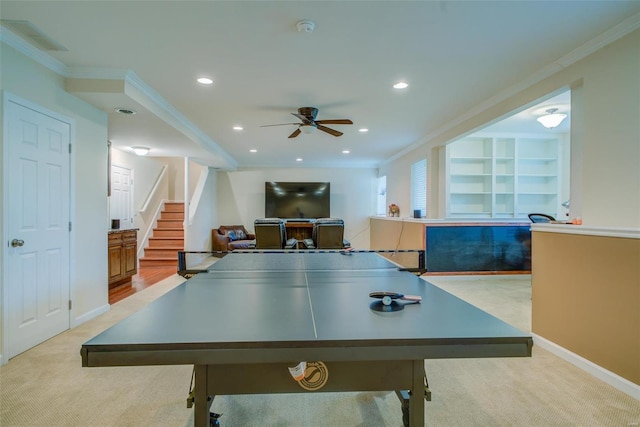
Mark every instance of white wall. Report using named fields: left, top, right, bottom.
left=217, top=168, right=377, bottom=249
left=186, top=165, right=218, bottom=254
left=0, top=41, right=110, bottom=352
left=110, top=148, right=168, bottom=250
left=381, top=29, right=640, bottom=229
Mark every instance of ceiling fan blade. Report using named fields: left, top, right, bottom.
left=315, top=119, right=353, bottom=125
left=288, top=128, right=302, bottom=138
left=317, top=124, right=343, bottom=137
left=260, top=122, right=300, bottom=127
left=291, top=113, right=312, bottom=124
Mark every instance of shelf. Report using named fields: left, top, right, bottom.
left=446, top=134, right=564, bottom=219
left=450, top=192, right=492, bottom=195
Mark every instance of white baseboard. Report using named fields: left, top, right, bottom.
left=532, top=333, right=639, bottom=400
left=71, top=303, right=110, bottom=328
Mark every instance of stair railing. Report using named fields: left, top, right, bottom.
left=139, top=165, right=168, bottom=214
left=137, top=199, right=168, bottom=260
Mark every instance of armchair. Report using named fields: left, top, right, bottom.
left=252, top=218, right=298, bottom=249
left=212, top=225, right=255, bottom=252
left=303, top=218, right=351, bottom=249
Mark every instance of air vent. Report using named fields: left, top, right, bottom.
left=1, top=20, right=67, bottom=51
left=115, top=108, right=136, bottom=115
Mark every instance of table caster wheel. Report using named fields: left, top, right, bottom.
left=209, top=412, right=222, bottom=427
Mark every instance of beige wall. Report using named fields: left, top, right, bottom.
left=531, top=228, right=640, bottom=385
left=381, top=29, right=640, bottom=229
left=217, top=167, right=377, bottom=249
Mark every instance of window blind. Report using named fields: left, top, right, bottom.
left=411, top=159, right=427, bottom=216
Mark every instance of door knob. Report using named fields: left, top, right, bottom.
left=11, top=239, right=24, bottom=247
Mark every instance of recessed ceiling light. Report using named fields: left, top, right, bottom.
left=197, top=77, right=213, bottom=85
left=342, top=150, right=350, bottom=154
left=115, top=107, right=136, bottom=115
left=296, top=158, right=303, bottom=162
left=358, top=128, right=368, bottom=132
left=250, top=149, right=257, bottom=153
left=233, top=126, right=243, bottom=131
left=393, top=81, right=408, bottom=89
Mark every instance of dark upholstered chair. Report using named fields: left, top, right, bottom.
left=528, top=213, right=555, bottom=223
left=212, top=225, right=255, bottom=251
left=303, top=218, right=351, bottom=249
left=252, top=218, right=297, bottom=249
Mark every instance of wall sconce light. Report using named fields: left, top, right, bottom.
left=537, top=108, right=567, bottom=129
left=131, top=146, right=150, bottom=156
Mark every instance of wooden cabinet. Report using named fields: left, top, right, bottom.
left=108, top=229, right=138, bottom=287
left=446, top=135, right=565, bottom=219
left=284, top=222, right=314, bottom=241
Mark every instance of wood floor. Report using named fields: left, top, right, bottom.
left=108, top=266, right=177, bottom=304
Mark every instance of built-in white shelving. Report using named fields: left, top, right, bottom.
left=446, top=135, right=564, bottom=219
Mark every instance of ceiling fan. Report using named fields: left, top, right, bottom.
left=261, top=107, right=353, bottom=138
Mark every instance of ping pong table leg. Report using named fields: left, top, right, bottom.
left=409, top=359, right=426, bottom=426
left=194, top=365, right=213, bottom=427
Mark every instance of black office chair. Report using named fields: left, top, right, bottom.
left=303, top=218, right=351, bottom=249
left=251, top=218, right=297, bottom=249
left=528, top=213, right=555, bottom=223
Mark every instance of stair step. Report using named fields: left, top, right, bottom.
left=153, top=228, right=184, bottom=238
left=149, top=237, right=184, bottom=248
left=164, top=202, right=184, bottom=212
left=157, top=219, right=183, bottom=228
left=160, top=211, right=185, bottom=220
left=140, top=258, right=178, bottom=267
left=144, top=248, right=181, bottom=258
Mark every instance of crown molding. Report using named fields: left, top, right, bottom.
left=2, top=25, right=237, bottom=169
left=0, top=25, right=67, bottom=75
left=382, top=11, right=640, bottom=167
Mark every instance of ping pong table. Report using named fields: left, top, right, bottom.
left=82, top=251, right=532, bottom=426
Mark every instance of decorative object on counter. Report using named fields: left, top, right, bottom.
left=388, top=204, right=399, bottom=217
left=111, top=219, right=120, bottom=230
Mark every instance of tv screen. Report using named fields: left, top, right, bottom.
left=265, top=182, right=330, bottom=219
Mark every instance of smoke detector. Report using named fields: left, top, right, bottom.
left=296, top=20, right=315, bottom=33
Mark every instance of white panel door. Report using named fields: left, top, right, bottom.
left=6, top=99, right=71, bottom=358
left=110, top=164, right=133, bottom=229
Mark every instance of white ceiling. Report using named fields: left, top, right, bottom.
left=1, top=1, right=638, bottom=169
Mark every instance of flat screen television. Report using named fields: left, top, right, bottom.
left=265, top=182, right=330, bottom=219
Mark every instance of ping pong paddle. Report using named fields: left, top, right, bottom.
left=369, top=291, right=422, bottom=306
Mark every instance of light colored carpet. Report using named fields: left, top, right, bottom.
left=1, top=274, right=638, bottom=426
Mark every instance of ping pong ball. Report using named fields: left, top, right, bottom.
left=382, top=295, right=392, bottom=306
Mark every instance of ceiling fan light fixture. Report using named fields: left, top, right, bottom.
left=301, top=124, right=316, bottom=134
left=537, top=108, right=567, bottom=129
left=131, top=146, right=150, bottom=156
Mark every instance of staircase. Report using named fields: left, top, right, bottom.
left=139, top=202, right=184, bottom=268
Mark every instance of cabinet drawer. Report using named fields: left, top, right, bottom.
left=108, top=233, right=123, bottom=245
left=122, top=231, right=137, bottom=243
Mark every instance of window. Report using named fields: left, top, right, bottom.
left=376, top=175, right=387, bottom=215
left=411, top=159, right=427, bottom=217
